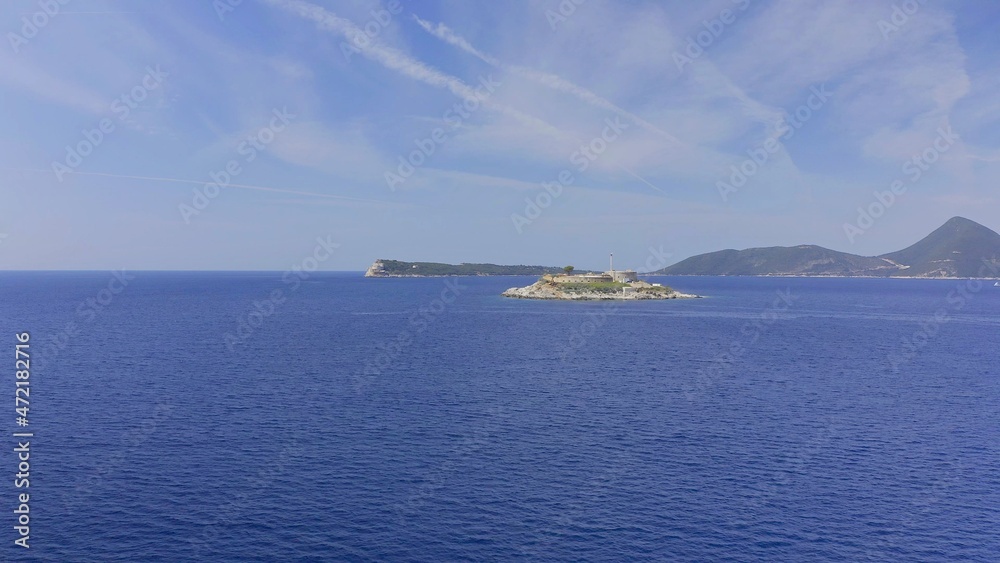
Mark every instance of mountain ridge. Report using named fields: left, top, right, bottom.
left=657, top=217, right=1000, bottom=278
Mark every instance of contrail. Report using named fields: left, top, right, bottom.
left=690, top=62, right=784, bottom=129
left=261, top=0, right=670, bottom=196
left=619, top=166, right=666, bottom=194
left=1, top=168, right=389, bottom=204
left=413, top=15, right=683, bottom=147
left=262, top=0, right=569, bottom=141
left=967, top=152, right=1000, bottom=162
left=413, top=16, right=501, bottom=66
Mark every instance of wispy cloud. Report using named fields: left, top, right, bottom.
left=3, top=168, right=391, bottom=205
left=0, top=49, right=108, bottom=115
left=2, top=0, right=997, bottom=270
left=413, top=15, right=683, bottom=147
left=261, top=0, right=567, bottom=141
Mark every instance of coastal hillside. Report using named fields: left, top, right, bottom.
left=879, top=217, right=1000, bottom=278
left=657, top=245, right=898, bottom=277
left=365, top=259, right=566, bottom=277
left=658, top=217, right=1000, bottom=278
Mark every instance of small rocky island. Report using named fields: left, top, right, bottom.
left=503, top=268, right=700, bottom=301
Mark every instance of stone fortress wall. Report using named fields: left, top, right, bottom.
left=548, top=270, right=639, bottom=283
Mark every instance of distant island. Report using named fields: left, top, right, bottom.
left=365, top=259, right=565, bottom=277
left=503, top=263, right=699, bottom=300
left=657, top=217, right=1000, bottom=279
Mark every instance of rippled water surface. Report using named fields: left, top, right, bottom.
left=1, top=273, right=998, bottom=561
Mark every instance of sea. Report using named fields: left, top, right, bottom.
left=1, top=272, right=998, bottom=561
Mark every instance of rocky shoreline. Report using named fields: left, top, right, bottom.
left=502, top=277, right=700, bottom=301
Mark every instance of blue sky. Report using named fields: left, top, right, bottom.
left=1, top=0, right=998, bottom=271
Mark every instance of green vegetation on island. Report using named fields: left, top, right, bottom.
left=559, top=281, right=629, bottom=293
left=502, top=271, right=694, bottom=300
left=366, top=259, right=567, bottom=277
left=558, top=281, right=675, bottom=294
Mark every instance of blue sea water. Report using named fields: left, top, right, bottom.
left=1, top=272, right=998, bottom=561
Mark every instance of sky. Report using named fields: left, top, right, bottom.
left=1, top=0, right=998, bottom=271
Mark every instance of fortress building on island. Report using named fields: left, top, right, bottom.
left=549, top=253, right=638, bottom=284
left=504, top=253, right=697, bottom=300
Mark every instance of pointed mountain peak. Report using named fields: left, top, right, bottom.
left=879, top=217, right=1000, bottom=277
left=918, top=216, right=1000, bottom=242
left=943, top=216, right=990, bottom=228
